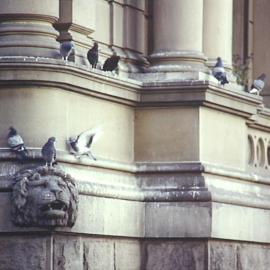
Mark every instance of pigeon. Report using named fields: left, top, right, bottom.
left=68, top=127, right=102, bottom=160
left=7, top=127, right=29, bottom=160
left=103, top=54, right=120, bottom=72
left=212, top=57, right=229, bottom=85
left=41, top=137, right=57, bottom=168
left=249, top=73, right=266, bottom=95
left=87, top=42, right=99, bottom=68
left=60, top=40, right=74, bottom=61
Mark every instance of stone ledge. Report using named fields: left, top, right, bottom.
left=0, top=152, right=270, bottom=211
left=0, top=149, right=269, bottom=183
left=0, top=57, right=264, bottom=118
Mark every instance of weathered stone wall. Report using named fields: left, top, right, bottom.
left=1, top=235, right=270, bottom=270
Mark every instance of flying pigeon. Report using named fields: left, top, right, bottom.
left=41, top=137, right=57, bottom=168
left=87, top=42, right=99, bottom=68
left=212, top=57, right=229, bottom=85
left=249, top=73, right=266, bottom=95
left=60, top=40, right=74, bottom=61
left=7, top=127, right=29, bottom=160
left=68, top=127, right=102, bottom=160
left=103, top=54, right=120, bottom=72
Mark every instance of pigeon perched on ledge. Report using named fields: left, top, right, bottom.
left=87, top=42, right=99, bottom=68
left=249, top=73, right=266, bottom=95
left=41, top=137, right=57, bottom=168
left=60, top=40, right=74, bottom=61
left=68, top=127, right=102, bottom=160
left=212, top=57, right=229, bottom=85
left=7, top=127, right=29, bottom=160
left=103, top=54, right=120, bottom=72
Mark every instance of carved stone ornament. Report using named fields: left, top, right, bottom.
left=11, top=166, right=79, bottom=227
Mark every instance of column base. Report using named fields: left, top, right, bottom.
left=112, top=46, right=149, bottom=75
left=130, top=70, right=213, bottom=83
left=0, top=18, right=59, bottom=59
left=129, top=50, right=211, bottom=81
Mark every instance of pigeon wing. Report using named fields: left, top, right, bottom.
left=250, top=88, right=259, bottom=94
left=77, top=127, right=103, bottom=149
left=253, top=79, right=265, bottom=91
left=60, top=41, right=74, bottom=58
left=41, top=142, right=55, bottom=162
left=87, top=49, right=98, bottom=66
left=103, top=58, right=111, bottom=71
left=8, top=135, right=24, bottom=148
left=212, top=66, right=225, bottom=76
left=76, top=129, right=96, bottom=149
left=41, top=142, right=49, bottom=157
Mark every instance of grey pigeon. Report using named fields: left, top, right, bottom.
left=87, top=42, right=99, bottom=68
left=7, top=127, right=28, bottom=160
left=68, top=127, right=102, bottom=160
left=249, top=73, right=266, bottom=95
left=212, top=57, right=229, bottom=85
left=41, top=137, right=56, bottom=168
left=103, top=54, right=120, bottom=72
left=60, top=40, right=74, bottom=61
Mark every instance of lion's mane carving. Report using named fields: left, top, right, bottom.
left=11, top=166, right=79, bottom=227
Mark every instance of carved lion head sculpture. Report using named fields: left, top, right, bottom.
left=11, top=166, right=79, bottom=227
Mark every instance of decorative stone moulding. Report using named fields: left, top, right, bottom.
left=54, top=0, right=95, bottom=64
left=0, top=0, right=60, bottom=58
left=11, top=166, right=79, bottom=227
left=0, top=16, right=60, bottom=58
left=247, top=134, right=270, bottom=170
left=147, top=50, right=208, bottom=73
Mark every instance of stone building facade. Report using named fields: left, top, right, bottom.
left=1, top=0, right=270, bottom=269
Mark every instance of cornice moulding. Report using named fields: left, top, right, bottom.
left=0, top=58, right=266, bottom=116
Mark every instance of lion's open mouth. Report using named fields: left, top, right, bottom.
left=40, top=200, right=68, bottom=218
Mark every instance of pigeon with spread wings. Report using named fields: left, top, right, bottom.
left=68, top=128, right=102, bottom=160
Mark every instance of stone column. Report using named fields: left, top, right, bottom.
left=148, top=0, right=207, bottom=78
left=54, top=0, right=96, bottom=65
left=0, top=0, right=59, bottom=58
left=203, top=0, right=233, bottom=69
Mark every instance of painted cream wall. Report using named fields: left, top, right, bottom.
left=135, top=107, right=200, bottom=162
left=199, top=107, right=246, bottom=169
left=0, top=88, right=134, bottom=163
